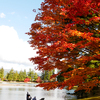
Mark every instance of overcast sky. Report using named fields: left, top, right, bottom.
left=0, top=0, right=43, bottom=72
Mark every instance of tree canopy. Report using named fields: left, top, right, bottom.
left=26, top=0, right=100, bottom=92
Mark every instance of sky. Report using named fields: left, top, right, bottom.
left=0, top=0, right=44, bottom=73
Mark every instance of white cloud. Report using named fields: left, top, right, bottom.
left=0, top=13, right=6, bottom=18
left=0, top=25, right=39, bottom=72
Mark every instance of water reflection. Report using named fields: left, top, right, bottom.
left=0, top=82, right=77, bottom=100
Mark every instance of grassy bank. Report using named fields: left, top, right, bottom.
left=78, top=96, right=100, bottom=100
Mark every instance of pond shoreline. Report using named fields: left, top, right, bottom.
left=0, top=81, right=38, bottom=86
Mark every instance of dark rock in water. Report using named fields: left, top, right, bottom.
left=67, top=93, right=75, bottom=95
left=67, top=93, right=71, bottom=95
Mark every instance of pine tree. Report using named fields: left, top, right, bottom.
left=7, top=68, right=14, bottom=81
left=13, top=71, right=19, bottom=81
left=27, top=68, right=34, bottom=82
left=18, top=70, right=25, bottom=82
left=34, top=73, right=38, bottom=81
left=0, top=67, right=4, bottom=80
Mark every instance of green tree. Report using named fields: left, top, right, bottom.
left=18, top=70, right=25, bottom=82
left=44, top=70, right=48, bottom=81
left=13, top=71, right=19, bottom=81
left=23, top=69, right=27, bottom=79
left=41, top=70, right=54, bottom=81
left=0, top=67, right=4, bottom=80
left=7, top=68, right=14, bottom=81
left=41, top=71, right=45, bottom=80
left=48, top=70, right=54, bottom=81
left=33, top=73, right=38, bottom=81
left=27, top=68, right=34, bottom=82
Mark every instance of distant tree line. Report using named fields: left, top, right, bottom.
left=0, top=67, right=55, bottom=82
left=0, top=67, right=38, bottom=82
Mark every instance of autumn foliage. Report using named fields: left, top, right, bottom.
left=36, top=76, right=42, bottom=83
left=26, top=0, right=100, bottom=92
left=24, top=78, right=30, bottom=83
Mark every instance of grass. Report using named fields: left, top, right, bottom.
left=78, top=96, right=100, bottom=100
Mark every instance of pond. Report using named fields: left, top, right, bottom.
left=0, top=82, right=77, bottom=100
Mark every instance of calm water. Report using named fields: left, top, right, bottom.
left=0, top=82, right=77, bottom=100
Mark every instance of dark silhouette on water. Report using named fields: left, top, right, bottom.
left=32, top=96, right=36, bottom=100
left=26, top=92, right=32, bottom=100
left=26, top=92, right=45, bottom=100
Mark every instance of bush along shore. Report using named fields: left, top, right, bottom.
left=67, top=85, right=100, bottom=99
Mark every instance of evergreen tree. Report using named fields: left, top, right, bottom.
left=33, top=73, right=38, bottom=81
left=48, top=71, right=53, bottom=81
left=18, top=70, right=25, bottom=82
left=41, top=71, right=45, bottom=80
left=7, top=68, right=14, bottom=81
left=41, top=70, right=54, bottom=81
left=44, top=70, right=48, bottom=81
left=23, top=69, right=27, bottom=79
left=27, top=68, right=34, bottom=82
left=0, top=67, right=4, bottom=80
left=13, top=71, right=19, bottom=81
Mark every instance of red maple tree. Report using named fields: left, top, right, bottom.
left=36, top=76, right=42, bottom=83
left=26, top=0, right=100, bottom=93
left=24, top=78, right=30, bottom=83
